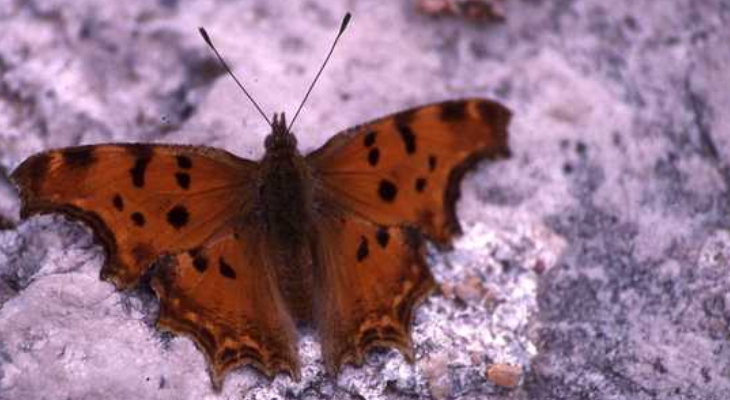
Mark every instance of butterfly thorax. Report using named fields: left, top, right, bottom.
left=258, top=113, right=311, bottom=240
left=257, top=113, right=315, bottom=321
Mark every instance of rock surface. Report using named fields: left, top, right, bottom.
left=1, top=1, right=729, bottom=399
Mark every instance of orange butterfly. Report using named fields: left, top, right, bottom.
left=11, top=13, right=511, bottom=390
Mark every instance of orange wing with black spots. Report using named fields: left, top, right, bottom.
left=152, top=226, right=299, bottom=390
left=307, top=99, right=511, bottom=247
left=312, top=208, right=436, bottom=373
left=307, top=99, right=510, bottom=373
left=11, top=144, right=256, bottom=289
left=12, top=143, right=308, bottom=386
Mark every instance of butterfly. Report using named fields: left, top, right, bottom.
left=10, top=13, right=511, bottom=391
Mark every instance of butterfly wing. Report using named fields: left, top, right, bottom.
left=13, top=143, right=302, bottom=385
left=152, top=225, right=299, bottom=389
left=307, top=99, right=511, bottom=247
left=307, top=99, right=511, bottom=372
left=312, top=208, right=436, bottom=373
left=11, top=144, right=256, bottom=289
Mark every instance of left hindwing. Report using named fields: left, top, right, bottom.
left=306, top=98, right=511, bottom=247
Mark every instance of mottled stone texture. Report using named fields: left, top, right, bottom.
left=1, top=1, right=729, bottom=399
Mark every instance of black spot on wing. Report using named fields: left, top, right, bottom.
left=113, top=194, right=124, bottom=211
left=364, top=131, right=377, bottom=147
left=428, top=155, right=437, bottom=171
left=127, top=146, right=153, bottom=188
left=357, top=236, right=369, bottom=262
left=378, top=180, right=398, bottom=202
left=175, top=172, right=191, bottom=189
left=188, top=248, right=208, bottom=273
left=368, top=148, right=380, bottom=166
left=131, top=212, right=145, bottom=226
left=376, top=227, right=390, bottom=248
left=219, top=257, right=236, bottom=279
left=176, top=155, right=192, bottom=169
left=397, top=124, right=417, bottom=155
left=166, top=205, right=189, bottom=229
left=394, top=108, right=416, bottom=126
left=440, top=101, right=467, bottom=121
left=415, top=177, right=427, bottom=192
left=62, top=147, right=96, bottom=168
left=130, top=158, right=149, bottom=187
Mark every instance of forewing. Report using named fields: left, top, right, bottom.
left=11, top=144, right=256, bottom=289
left=307, top=99, right=511, bottom=246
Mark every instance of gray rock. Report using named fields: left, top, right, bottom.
left=1, top=0, right=728, bottom=399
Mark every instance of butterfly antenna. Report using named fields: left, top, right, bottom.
left=198, top=27, right=272, bottom=127
left=288, top=12, right=352, bottom=131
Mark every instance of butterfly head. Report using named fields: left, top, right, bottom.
left=264, top=112, right=298, bottom=152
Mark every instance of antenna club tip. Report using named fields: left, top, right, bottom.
left=340, top=12, right=352, bottom=34
left=198, top=27, right=212, bottom=44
